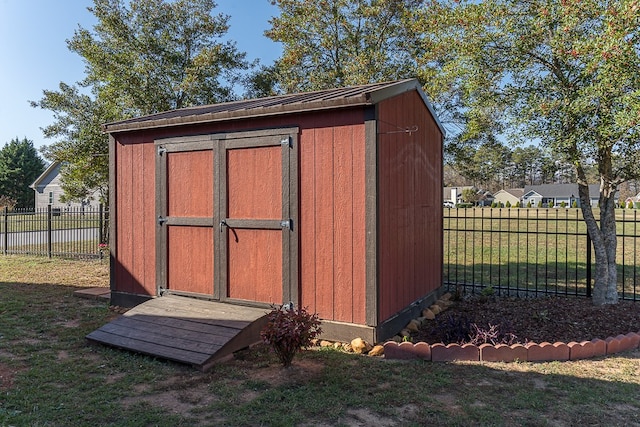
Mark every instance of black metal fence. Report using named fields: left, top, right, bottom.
left=444, top=207, right=640, bottom=301
left=0, top=205, right=109, bottom=259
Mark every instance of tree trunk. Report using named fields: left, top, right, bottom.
left=578, top=182, right=618, bottom=305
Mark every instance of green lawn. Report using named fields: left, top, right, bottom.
left=1, top=255, right=639, bottom=426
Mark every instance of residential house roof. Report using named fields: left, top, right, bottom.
left=523, top=184, right=601, bottom=199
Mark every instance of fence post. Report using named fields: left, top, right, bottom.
left=2, top=206, right=7, bottom=255
left=99, top=204, right=104, bottom=245
left=586, top=233, right=592, bottom=297
left=47, top=204, right=52, bottom=258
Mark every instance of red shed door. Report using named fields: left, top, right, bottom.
left=220, top=131, right=298, bottom=306
left=155, top=139, right=216, bottom=297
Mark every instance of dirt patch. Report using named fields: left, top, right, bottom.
left=0, top=362, right=23, bottom=391
left=412, top=295, right=640, bottom=345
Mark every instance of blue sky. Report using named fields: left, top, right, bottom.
left=0, top=0, right=282, bottom=151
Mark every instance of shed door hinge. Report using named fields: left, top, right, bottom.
left=157, top=146, right=167, bottom=156
left=158, top=215, right=168, bottom=226
left=280, top=219, right=293, bottom=230
left=280, top=136, right=292, bottom=148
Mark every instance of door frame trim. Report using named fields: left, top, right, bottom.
left=154, top=127, right=299, bottom=307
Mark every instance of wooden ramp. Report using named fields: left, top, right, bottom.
left=86, top=295, right=269, bottom=371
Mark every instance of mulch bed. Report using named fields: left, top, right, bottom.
left=411, top=295, right=640, bottom=345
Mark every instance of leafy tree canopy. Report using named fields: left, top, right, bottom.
left=266, top=0, right=420, bottom=93
left=32, top=0, right=249, bottom=203
left=410, top=0, right=640, bottom=304
left=0, top=138, right=45, bottom=208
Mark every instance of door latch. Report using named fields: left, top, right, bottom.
left=157, top=216, right=168, bottom=226
left=280, top=219, right=293, bottom=230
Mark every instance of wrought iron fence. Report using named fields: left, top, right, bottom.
left=444, top=207, right=640, bottom=301
left=0, top=205, right=109, bottom=259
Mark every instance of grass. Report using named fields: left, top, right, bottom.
left=1, top=255, right=640, bottom=426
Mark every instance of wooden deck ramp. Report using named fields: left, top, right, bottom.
left=86, top=295, right=269, bottom=371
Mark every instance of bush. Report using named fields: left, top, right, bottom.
left=548, top=200, right=555, bottom=208
left=505, top=201, right=512, bottom=208
left=572, top=200, right=578, bottom=208
left=514, top=202, right=520, bottom=208
left=537, top=201, right=543, bottom=208
left=491, top=202, right=497, bottom=208
left=527, top=201, right=532, bottom=208
left=261, top=305, right=322, bottom=367
left=560, top=201, right=566, bottom=208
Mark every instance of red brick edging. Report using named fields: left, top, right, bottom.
left=383, top=332, right=640, bottom=362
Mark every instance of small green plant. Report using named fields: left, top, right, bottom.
left=505, top=201, right=512, bottom=208
left=548, top=200, right=555, bottom=208
left=261, top=305, right=322, bottom=367
left=572, top=200, right=578, bottom=208
left=514, top=202, right=520, bottom=208
left=481, top=285, right=495, bottom=297
left=560, top=201, right=566, bottom=208
left=527, top=201, right=532, bottom=208
left=537, top=200, right=543, bottom=208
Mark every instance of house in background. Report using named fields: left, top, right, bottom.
left=522, top=184, right=604, bottom=207
left=444, top=186, right=494, bottom=206
left=493, top=188, right=524, bottom=207
left=30, top=161, right=101, bottom=210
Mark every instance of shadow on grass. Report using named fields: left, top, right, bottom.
left=1, top=278, right=639, bottom=426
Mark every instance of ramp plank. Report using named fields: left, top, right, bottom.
left=87, top=295, right=269, bottom=370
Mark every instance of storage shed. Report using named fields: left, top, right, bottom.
left=104, top=79, right=445, bottom=344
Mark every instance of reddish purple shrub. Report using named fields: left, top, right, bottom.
left=260, top=305, right=322, bottom=367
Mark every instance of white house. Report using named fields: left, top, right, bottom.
left=30, top=161, right=101, bottom=210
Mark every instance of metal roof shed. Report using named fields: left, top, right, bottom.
left=104, top=78, right=445, bottom=343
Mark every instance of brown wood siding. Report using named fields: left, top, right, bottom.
left=168, top=226, right=214, bottom=294
left=299, top=113, right=367, bottom=325
left=228, top=228, right=283, bottom=303
left=377, top=91, right=443, bottom=322
left=115, top=141, right=156, bottom=295
left=113, top=110, right=367, bottom=323
left=167, top=150, right=214, bottom=217
left=227, top=146, right=282, bottom=219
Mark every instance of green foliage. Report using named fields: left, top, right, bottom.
left=266, top=0, right=418, bottom=93
left=549, top=201, right=555, bottom=209
left=33, top=0, right=249, bottom=204
left=505, top=201, right=511, bottom=208
left=261, top=305, right=322, bottom=367
left=526, top=201, right=532, bottom=208
left=572, top=200, right=579, bottom=208
left=560, top=201, right=567, bottom=208
left=410, top=0, right=640, bottom=304
left=491, top=202, right=497, bottom=208
left=0, top=138, right=45, bottom=208
left=537, top=201, right=543, bottom=208
left=514, top=201, right=520, bottom=208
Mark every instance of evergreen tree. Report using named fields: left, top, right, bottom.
left=0, top=138, right=45, bottom=208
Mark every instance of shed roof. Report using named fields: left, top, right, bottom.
left=103, top=79, right=445, bottom=135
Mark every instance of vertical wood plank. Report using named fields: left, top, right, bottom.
left=299, top=127, right=316, bottom=312
left=332, top=124, right=354, bottom=322
left=117, top=143, right=133, bottom=294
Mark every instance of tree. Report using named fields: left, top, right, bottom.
left=266, top=0, right=419, bottom=93
left=0, top=138, right=45, bottom=208
left=411, top=0, right=640, bottom=305
left=32, top=0, right=249, bottom=203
